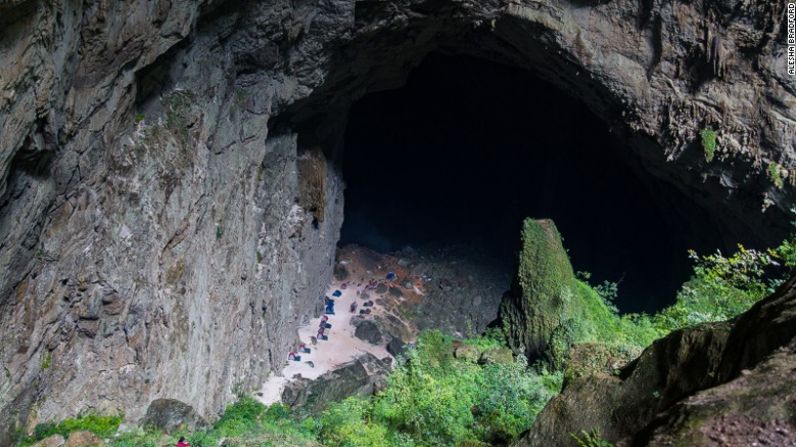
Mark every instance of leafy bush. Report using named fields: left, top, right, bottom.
left=767, top=162, right=784, bottom=189
left=650, top=235, right=795, bottom=334
left=594, top=280, right=619, bottom=312
left=213, top=396, right=266, bottom=436
left=311, top=331, right=561, bottom=447
left=319, top=398, right=396, bottom=447
left=700, top=128, right=717, bottom=162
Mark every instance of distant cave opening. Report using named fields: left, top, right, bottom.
left=338, top=53, right=728, bottom=314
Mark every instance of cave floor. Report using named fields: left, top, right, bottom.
left=255, top=245, right=425, bottom=405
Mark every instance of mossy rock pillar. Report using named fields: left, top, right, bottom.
left=499, top=219, right=578, bottom=365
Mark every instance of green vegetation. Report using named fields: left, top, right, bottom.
left=503, top=219, right=660, bottom=369
left=700, top=128, right=717, bottom=162
left=20, top=414, right=123, bottom=446
left=571, top=429, right=614, bottom=447
left=164, top=91, right=194, bottom=146
left=34, top=247, right=53, bottom=262
left=311, top=331, right=560, bottom=446
left=216, top=224, right=223, bottom=240
left=767, top=162, right=784, bottom=189
left=362, top=331, right=561, bottom=446
left=134, top=113, right=145, bottom=124
left=256, top=250, right=263, bottom=263
left=40, top=352, right=51, bottom=370
left=22, top=217, right=796, bottom=447
left=34, top=332, right=560, bottom=447
left=650, top=236, right=795, bottom=332
left=508, top=216, right=796, bottom=374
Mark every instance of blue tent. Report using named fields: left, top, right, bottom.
left=332, top=290, right=342, bottom=297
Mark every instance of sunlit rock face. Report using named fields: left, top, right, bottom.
left=0, top=0, right=791, bottom=442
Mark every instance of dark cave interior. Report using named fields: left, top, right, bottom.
left=339, top=53, right=726, bottom=314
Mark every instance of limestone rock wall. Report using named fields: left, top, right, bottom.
left=0, top=0, right=794, bottom=442
left=0, top=1, right=346, bottom=441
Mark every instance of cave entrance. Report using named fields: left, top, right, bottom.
left=338, top=53, right=723, bottom=314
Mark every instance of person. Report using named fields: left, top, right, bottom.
left=177, top=437, right=190, bottom=447
left=350, top=301, right=358, bottom=313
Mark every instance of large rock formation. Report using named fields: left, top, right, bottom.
left=280, top=353, right=391, bottom=414
left=514, top=274, right=796, bottom=446
left=0, top=0, right=792, bottom=443
left=499, top=219, right=579, bottom=363
left=499, top=218, right=643, bottom=367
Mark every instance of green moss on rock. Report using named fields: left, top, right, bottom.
left=500, top=219, right=655, bottom=369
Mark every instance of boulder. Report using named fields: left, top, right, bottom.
left=498, top=219, right=645, bottom=369
left=333, top=264, right=349, bottom=281
left=453, top=344, right=480, bottom=363
left=478, top=347, right=513, bottom=365
left=140, top=398, right=207, bottom=434
left=64, top=431, right=103, bottom=447
left=32, top=434, right=65, bottom=447
left=354, top=320, right=383, bottom=345
left=281, top=353, right=390, bottom=413
left=387, top=337, right=407, bottom=357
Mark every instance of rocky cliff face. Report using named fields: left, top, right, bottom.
left=0, top=0, right=792, bottom=442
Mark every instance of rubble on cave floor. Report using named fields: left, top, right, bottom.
left=255, top=245, right=424, bottom=407
left=255, top=243, right=510, bottom=408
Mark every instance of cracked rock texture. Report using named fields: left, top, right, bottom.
left=0, top=0, right=794, bottom=443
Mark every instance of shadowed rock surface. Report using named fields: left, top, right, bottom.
left=140, top=398, right=207, bottom=434
left=353, top=319, right=383, bottom=345
left=0, top=0, right=793, bottom=442
left=280, top=353, right=391, bottom=413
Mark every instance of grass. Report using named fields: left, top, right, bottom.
left=20, top=414, right=123, bottom=446
left=700, top=128, right=717, bottom=162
